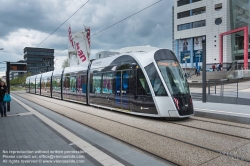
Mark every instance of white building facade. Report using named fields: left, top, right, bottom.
left=173, top=0, right=250, bottom=68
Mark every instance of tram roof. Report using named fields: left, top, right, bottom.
left=91, top=48, right=160, bottom=69
left=29, top=75, right=37, bottom=79
left=41, top=71, right=53, bottom=77
left=52, top=69, right=63, bottom=76
left=64, top=64, right=88, bottom=74
left=35, top=74, right=43, bottom=79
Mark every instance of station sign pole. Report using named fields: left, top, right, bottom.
left=202, top=36, right=206, bottom=103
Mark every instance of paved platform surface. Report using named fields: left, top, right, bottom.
left=0, top=94, right=173, bottom=166
left=12, top=91, right=250, bottom=165
left=193, top=100, right=250, bottom=124
left=190, top=85, right=250, bottom=124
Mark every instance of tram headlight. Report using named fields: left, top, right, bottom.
left=173, top=98, right=180, bottom=110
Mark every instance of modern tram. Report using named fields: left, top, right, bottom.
left=26, top=48, right=194, bottom=118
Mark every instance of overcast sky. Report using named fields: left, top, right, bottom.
left=0, top=0, right=173, bottom=74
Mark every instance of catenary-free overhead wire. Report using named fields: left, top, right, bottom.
left=36, top=0, right=91, bottom=47
left=55, top=0, right=163, bottom=55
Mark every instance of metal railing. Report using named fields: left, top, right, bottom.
left=208, top=78, right=250, bottom=99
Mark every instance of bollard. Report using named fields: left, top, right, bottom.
left=215, top=82, right=216, bottom=94
left=208, top=81, right=210, bottom=94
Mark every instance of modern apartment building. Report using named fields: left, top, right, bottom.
left=24, top=47, right=54, bottom=75
left=173, top=0, right=250, bottom=68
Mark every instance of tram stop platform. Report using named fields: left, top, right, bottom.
left=1, top=92, right=250, bottom=166
left=0, top=94, right=172, bottom=166
left=193, top=100, right=250, bottom=125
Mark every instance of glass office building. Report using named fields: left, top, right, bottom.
left=24, top=47, right=54, bottom=75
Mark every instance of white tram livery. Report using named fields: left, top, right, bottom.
left=26, top=47, right=194, bottom=118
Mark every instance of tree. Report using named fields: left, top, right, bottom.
left=10, top=72, right=32, bottom=86
left=62, top=58, right=70, bottom=69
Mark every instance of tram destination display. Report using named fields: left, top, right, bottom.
left=10, top=63, right=27, bottom=72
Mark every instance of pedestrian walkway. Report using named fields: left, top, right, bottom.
left=194, top=100, right=250, bottom=124
left=0, top=94, right=173, bottom=166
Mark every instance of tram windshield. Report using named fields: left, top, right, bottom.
left=156, top=60, right=190, bottom=95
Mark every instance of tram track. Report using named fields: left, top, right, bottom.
left=168, top=117, right=250, bottom=140
left=13, top=92, right=250, bottom=165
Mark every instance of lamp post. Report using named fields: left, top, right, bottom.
left=54, top=58, right=58, bottom=70
left=202, top=36, right=206, bottom=103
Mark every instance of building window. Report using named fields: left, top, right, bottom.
left=235, top=5, right=249, bottom=19
left=192, top=7, right=206, bottom=15
left=215, top=18, right=222, bottom=25
left=235, top=19, right=248, bottom=28
left=193, top=0, right=202, bottom=3
left=192, top=20, right=206, bottom=28
left=215, top=3, right=222, bottom=11
left=177, top=10, right=190, bottom=19
left=177, top=20, right=205, bottom=31
left=178, top=23, right=191, bottom=31
left=177, top=0, right=190, bottom=7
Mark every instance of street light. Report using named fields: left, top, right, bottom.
left=54, top=58, right=58, bottom=69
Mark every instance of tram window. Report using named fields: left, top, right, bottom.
left=41, top=79, right=45, bottom=90
left=76, top=75, right=82, bottom=93
left=80, top=75, right=87, bottom=93
left=52, top=76, right=61, bottom=91
left=92, top=73, right=102, bottom=94
left=46, top=77, right=51, bottom=89
left=145, top=63, right=168, bottom=96
left=102, top=73, right=113, bottom=94
left=36, top=80, right=41, bottom=89
left=157, top=60, right=190, bottom=95
left=30, top=79, right=35, bottom=89
left=63, top=76, right=70, bottom=89
left=70, top=76, right=76, bottom=92
left=137, top=69, right=151, bottom=96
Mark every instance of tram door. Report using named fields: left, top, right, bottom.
left=114, top=71, right=130, bottom=111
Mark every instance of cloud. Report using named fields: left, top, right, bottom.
left=0, top=0, right=173, bottom=72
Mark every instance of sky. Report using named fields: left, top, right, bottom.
left=0, top=0, right=173, bottom=75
